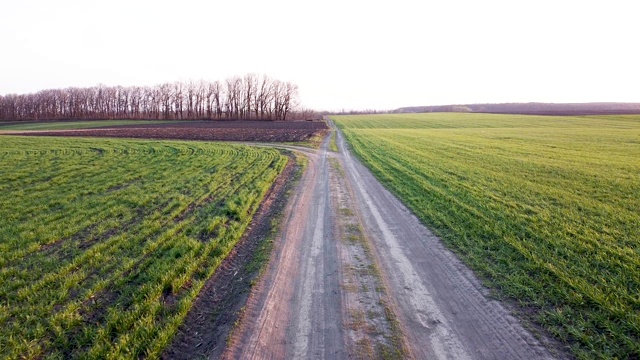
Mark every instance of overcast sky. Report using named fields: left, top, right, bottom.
left=1, top=0, right=638, bottom=111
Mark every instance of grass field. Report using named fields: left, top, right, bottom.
left=333, top=113, right=640, bottom=359
left=0, top=120, right=173, bottom=131
left=0, top=136, right=287, bottom=359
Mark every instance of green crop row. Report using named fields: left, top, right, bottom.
left=0, top=136, right=287, bottom=359
left=333, top=113, right=640, bottom=359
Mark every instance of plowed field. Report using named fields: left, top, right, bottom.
left=1, top=120, right=328, bottom=142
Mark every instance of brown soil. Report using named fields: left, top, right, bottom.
left=161, top=154, right=300, bottom=360
left=104, top=120, right=327, bottom=130
left=2, top=120, right=328, bottom=143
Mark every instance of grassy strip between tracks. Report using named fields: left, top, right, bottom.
left=333, top=113, right=640, bottom=359
left=329, top=130, right=339, bottom=152
left=0, top=136, right=287, bottom=359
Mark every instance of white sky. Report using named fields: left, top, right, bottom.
left=1, top=0, right=638, bottom=111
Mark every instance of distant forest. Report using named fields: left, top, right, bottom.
left=0, top=74, right=303, bottom=121
left=394, top=102, right=640, bottom=116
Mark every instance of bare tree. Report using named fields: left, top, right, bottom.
left=0, top=74, right=304, bottom=121
left=281, top=82, right=299, bottom=121
left=211, top=80, right=223, bottom=119
left=243, top=73, right=257, bottom=119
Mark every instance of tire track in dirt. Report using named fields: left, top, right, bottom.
left=224, top=136, right=345, bottom=359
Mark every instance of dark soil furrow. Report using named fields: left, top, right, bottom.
left=162, top=155, right=298, bottom=360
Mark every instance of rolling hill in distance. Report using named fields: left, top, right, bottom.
left=394, top=102, right=640, bottom=115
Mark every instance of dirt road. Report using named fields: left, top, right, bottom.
left=226, top=121, right=559, bottom=359
left=224, top=136, right=347, bottom=359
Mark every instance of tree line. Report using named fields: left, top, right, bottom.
left=0, top=74, right=303, bottom=121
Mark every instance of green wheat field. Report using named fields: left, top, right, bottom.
left=0, top=136, right=287, bottom=359
left=333, top=113, right=640, bottom=359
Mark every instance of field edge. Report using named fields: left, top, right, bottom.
left=161, top=151, right=305, bottom=359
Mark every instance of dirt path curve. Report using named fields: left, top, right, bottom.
left=329, top=119, right=558, bottom=359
